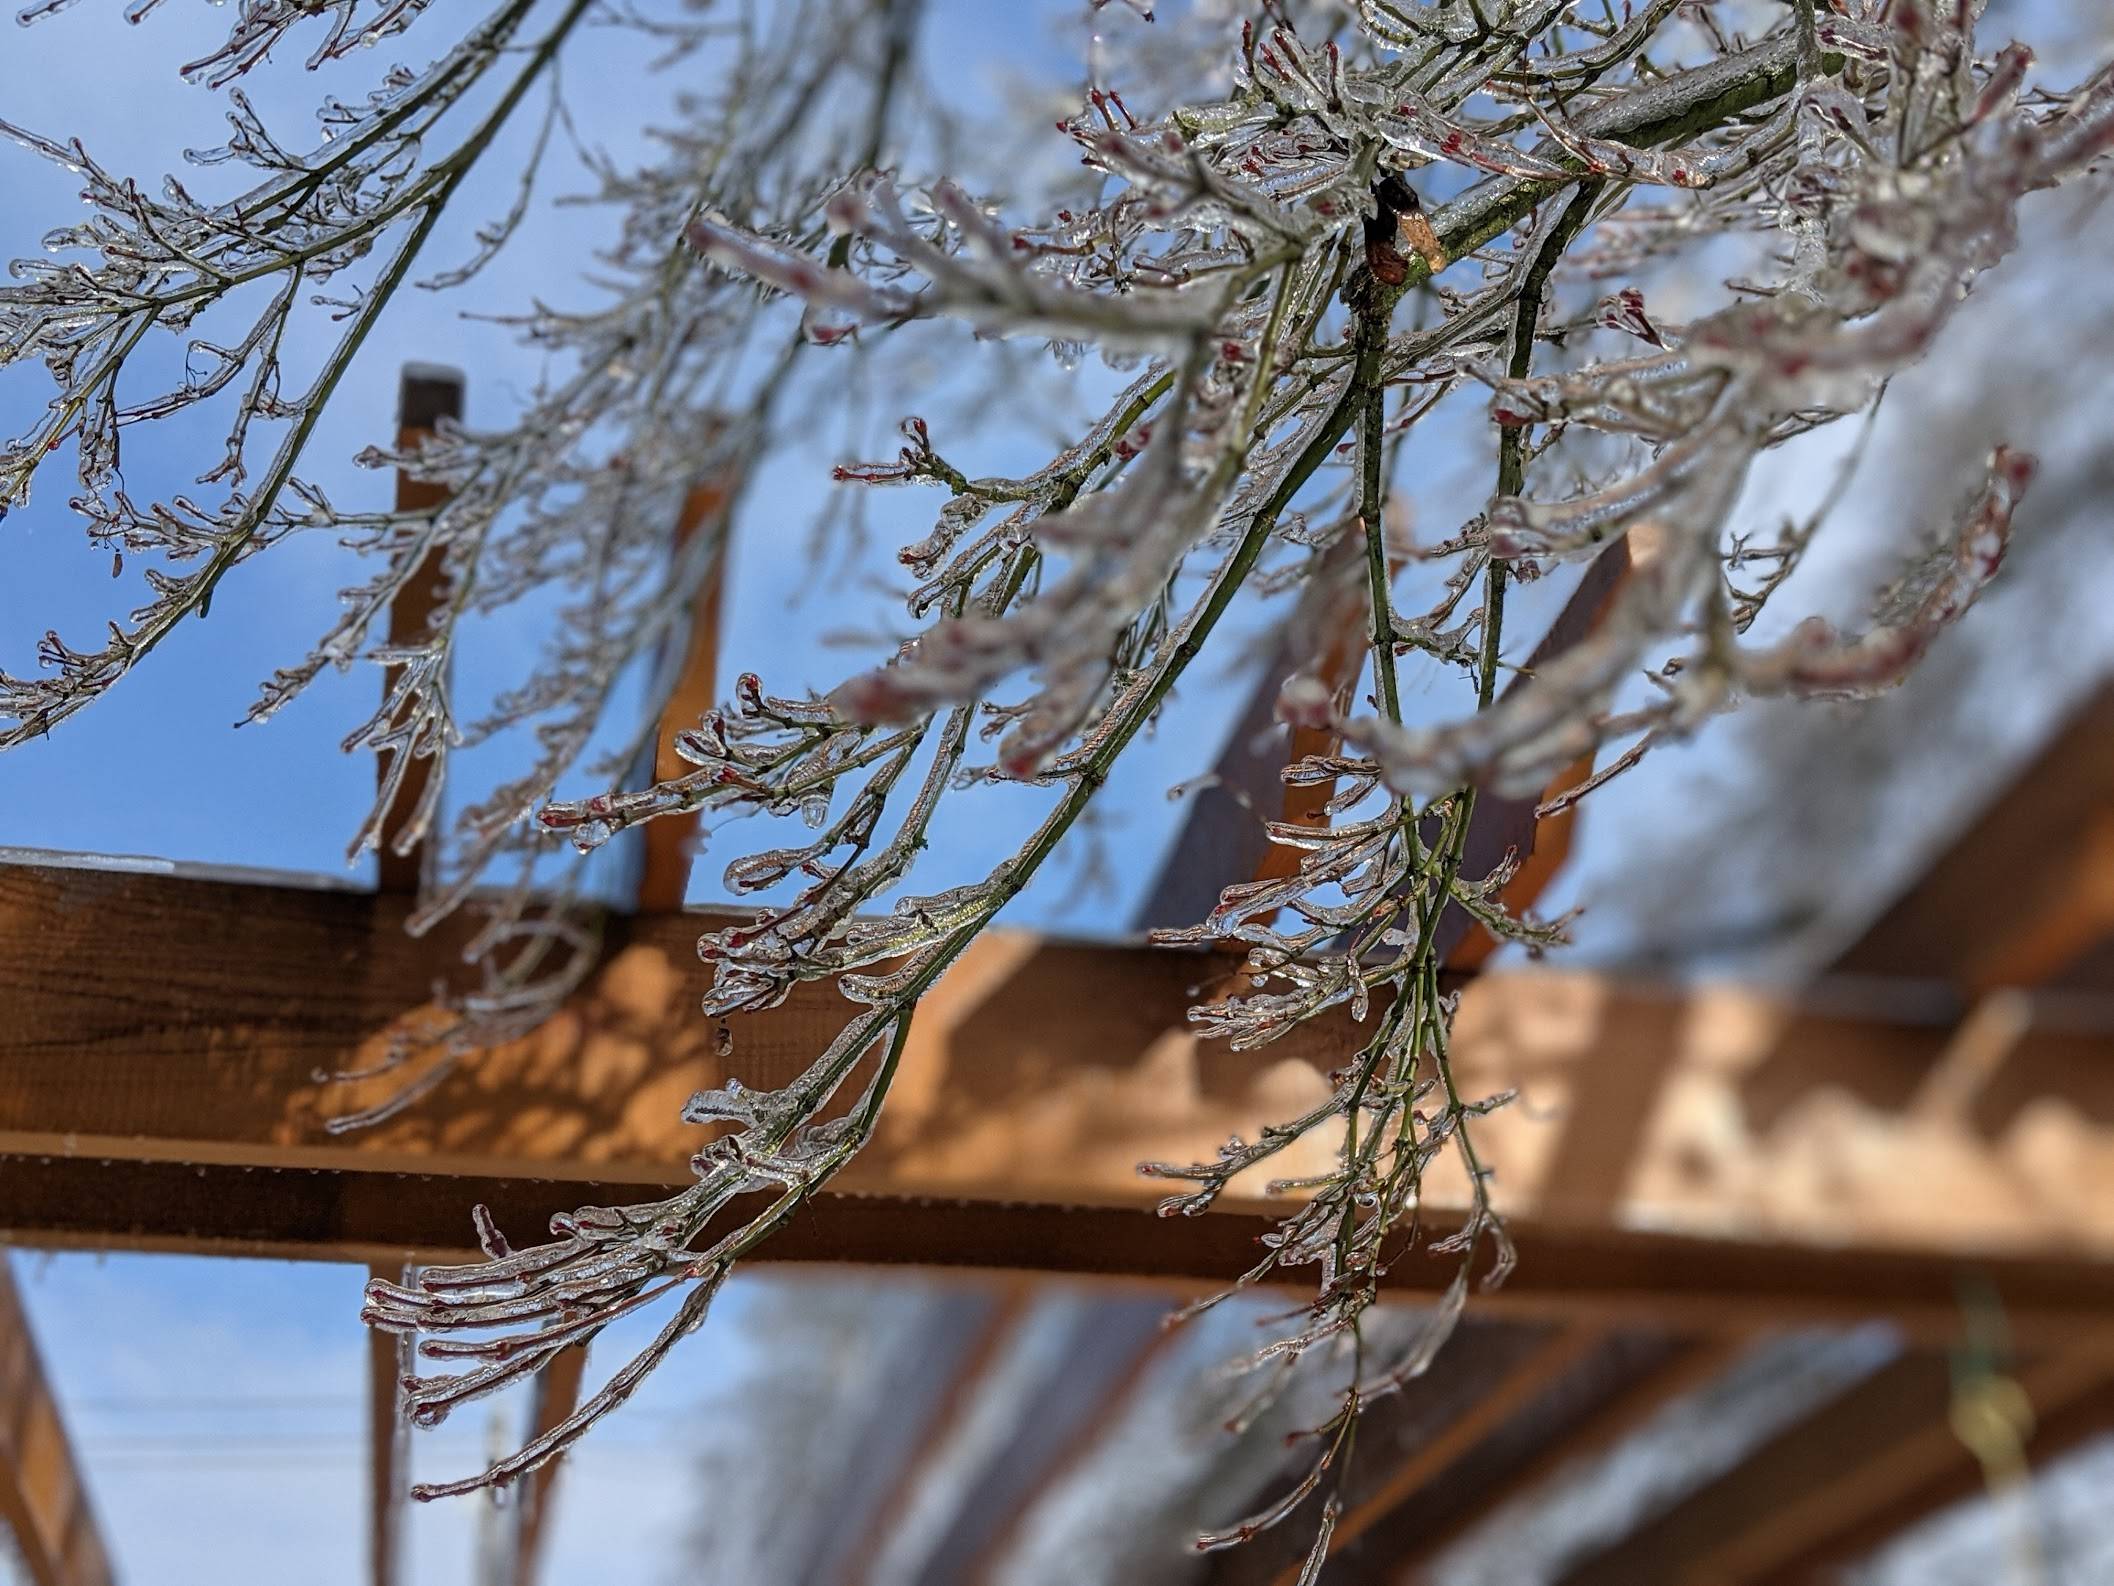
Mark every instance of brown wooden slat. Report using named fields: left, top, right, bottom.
left=1434, top=540, right=1630, bottom=967
left=958, top=1302, right=1176, bottom=1586
left=377, top=367, right=465, bottom=898
left=840, top=1284, right=1032, bottom=1586
left=1255, top=1326, right=1612, bottom=1586
left=1201, top=1319, right=1573, bottom=1586
left=1132, top=541, right=1629, bottom=950
left=636, top=478, right=730, bottom=913
left=916, top=1295, right=1167, bottom=1586
left=1831, top=684, right=2114, bottom=993
left=507, top=1343, right=589, bottom=1586
left=1968, top=811, right=2114, bottom=994
left=1382, top=1334, right=1754, bottom=1585
left=1549, top=1352, right=1955, bottom=1586
left=1130, top=576, right=1377, bottom=932
left=1715, top=1349, right=2114, bottom=1585
left=0, top=1263, right=115, bottom=1586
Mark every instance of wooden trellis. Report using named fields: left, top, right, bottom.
left=5, top=372, right=2114, bottom=1585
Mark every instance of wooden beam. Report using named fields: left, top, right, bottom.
left=958, top=1301, right=1175, bottom=1586
left=636, top=479, right=730, bottom=913
left=1130, top=567, right=1378, bottom=932
left=1201, top=1319, right=1611, bottom=1586
left=1705, top=1348, right=2114, bottom=1586
left=1967, top=811, right=2114, bottom=994
left=1831, top=684, right=2114, bottom=994
left=1254, top=1326, right=1612, bottom=1586
left=1387, top=1334, right=1756, bottom=1585
left=1549, top=1352, right=1959, bottom=1586
left=0, top=1263, right=114, bottom=1586
left=841, top=1283, right=1032, bottom=1586
left=8, top=860, right=2114, bottom=1332
left=1133, top=542, right=1628, bottom=955
left=919, top=1295, right=1167, bottom=1586
left=1433, top=541, right=1630, bottom=968
left=377, top=367, right=466, bottom=898
left=506, top=1344, right=589, bottom=1586
left=10, top=1153, right=2114, bottom=1341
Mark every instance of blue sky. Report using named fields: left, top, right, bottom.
left=6, top=1246, right=802, bottom=1582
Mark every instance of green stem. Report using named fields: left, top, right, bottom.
left=1423, top=179, right=1605, bottom=1214
left=1360, top=339, right=1404, bottom=727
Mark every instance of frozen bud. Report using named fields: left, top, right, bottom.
left=1276, top=674, right=1334, bottom=729
left=823, top=187, right=866, bottom=235
left=1595, top=287, right=1667, bottom=348
left=828, top=669, right=917, bottom=724
left=1485, top=499, right=1538, bottom=560
left=470, top=1203, right=511, bottom=1260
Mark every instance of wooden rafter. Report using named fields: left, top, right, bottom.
left=1198, top=1319, right=1615, bottom=1586
left=1967, top=811, right=2114, bottom=992
left=1129, top=574, right=1380, bottom=932
left=1134, top=540, right=1630, bottom=965
left=1254, top=1325, right=1613, bottom=1586
left=958, top=1301, right=1174, bottom=1586
left=0, top=1263, right=114, bottom=1586
left=1548, top=1351, right=1958, bottom=1586
left=907, top=1296, right=1167, bottom=1585
left=1830, top=683, right=2114, bottom=995
left=1430, top=539, right=1631, bottom=968
left=1385, top=1333, right=1756, bottom=1585
left=840, top=1283, right=1033, bottom=1586
left=1709, top=1348, right=2114, bottom=1585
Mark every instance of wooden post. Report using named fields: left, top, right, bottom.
left=505, top=1344, right=589, bottom=1586
left=635, top=479, right=731, bottom=913
left=376, top=365, right=466, bottom=898
left=1830, top=684, right=2114, bottom=994
left=368, top=364, right=464, bottom=1585
left=367, top=1262, right=407, bottom=1586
